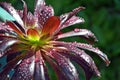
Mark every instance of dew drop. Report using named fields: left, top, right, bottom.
left=2, top=23, right=5, bottom=26
left=95, top=47, right=99, bottom=52
left=26, top=59, right=31, bottom=64
left=11, top=8, right=13, bottom=11
left=72, top=41, right=77, bottom=44
left=7, top=75, right=10, bottom=78
left=74, top=28, right=80, bottom=32
left=35, top=58, right=40, bottom=63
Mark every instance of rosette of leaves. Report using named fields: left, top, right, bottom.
left=0, top=0, right=110, bottom=80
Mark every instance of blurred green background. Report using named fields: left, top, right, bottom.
left=0, top=0, right=120, bottom=80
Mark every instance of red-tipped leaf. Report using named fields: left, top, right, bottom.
left=42, top=16, right=60, bottom=35
left=6, top=21, right=24, bottom=37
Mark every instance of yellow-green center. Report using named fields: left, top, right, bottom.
left=21, top=28, right=51, bottom=50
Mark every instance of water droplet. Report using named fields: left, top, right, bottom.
left=74, top=28, right=80, bottom=32
left=26, top=59, right=31, bottom=64
left=7, top=75, right=10, bottom=78
left=11, top=8, right=13, bottom=11
left=72, top=41, right=77, bottom=44
left=2, top=23, right=5, bottom=26
left=95, top=47, right=99, bottom=52
left=35, top=58, right=40, bottom=63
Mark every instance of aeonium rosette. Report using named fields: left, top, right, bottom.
left=0, top=0, right=110, bottom=80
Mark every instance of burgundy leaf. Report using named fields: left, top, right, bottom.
left=4, top=43, right=28, bottom=58
left=34, top=0, right=54, bottom=26
left=50, top=50, right=79, bottom=80
left=0, top=22, right=12, bottom=31
left=57, top=29, right=97, bottom=42
left=51, top=41, right=101, bottom=77
left=22, top=0, right=27, bottom=26
left=26, top=12, right=36, bottom=27
left=0, top=39, right=18, bottom=57
left=34, top=0, right=45, bottom=15
left=42, top=16, right=60, bottom=35
left=12, top=56, right=35, bottom=80
left=43, top=53, right=67, bottom=80
left=6, top=52, right=22, bottom=63
left=33, top=50, right=50, bottom=80
left=60, top=7, right=85, bottom=28
left=0, top=22, right=16, bottom=36
left=60, top=16, right=84, bottom=30
left=60, top=52, right=95, bottom=80
left=0, top=0, right=110, bottom=80
left=17, top=10, right=23, bottom=19
left=13, top=21, right=25, bottom=34
left=6, top=21, right=25, bottom=37
left=54, top=7, right=85, bottom=34
left=0, top=34, right=16, bottom=40
left=0, top=52, right=26, bottom=80
left=70, top=42, right=110, bottom=66
left=0, top=2, right=24, bottom=26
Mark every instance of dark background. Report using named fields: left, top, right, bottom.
left=0, top=0, right=120, bottom=80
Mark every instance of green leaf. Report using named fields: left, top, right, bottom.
left=0, top=7, right=15, bottom=22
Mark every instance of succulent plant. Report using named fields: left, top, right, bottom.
left=0, top=0, right=110, bottom=80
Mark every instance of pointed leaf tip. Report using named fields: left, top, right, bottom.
left=105, top=59, right=110, bottom=66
